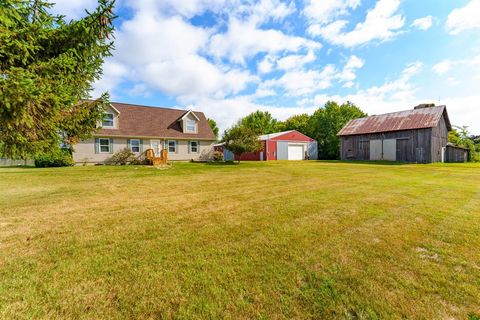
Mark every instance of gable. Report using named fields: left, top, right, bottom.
left=260, top=130, right=314, bottom=142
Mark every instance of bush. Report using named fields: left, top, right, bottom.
left=212, top=150, right=224, bottom=162
left=34, top=149, right=74, bottom=167
left=108, top=148, right=139, bottom=165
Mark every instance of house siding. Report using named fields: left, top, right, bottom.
left=73, top=137, right=215, bottom=164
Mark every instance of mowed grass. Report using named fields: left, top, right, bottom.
left=1, top=161, right=480, bottom=319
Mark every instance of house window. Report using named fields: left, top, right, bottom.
left=186, top=119, right=196, bottom=132
left=189, top=141, right=198, bottom=153
left=102, top=113, right=114, bottom=127
left=167, top=140, right=176, bottom=153
left=99, top=138, right=111, bottom=153
left=129, top=139, right=140, bottom=153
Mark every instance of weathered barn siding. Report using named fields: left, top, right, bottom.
left=431, top=115, right=449, bottom=162
left=338, top=105, right=459, bottom=163
left=445, top=145, right=469, bottom=162
left=340, top=128, right=433, bottom=163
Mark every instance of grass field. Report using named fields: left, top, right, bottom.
left=1, top=161, right=480, bottom=319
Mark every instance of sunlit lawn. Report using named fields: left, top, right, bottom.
left=1, top=161, right=480, bottom=319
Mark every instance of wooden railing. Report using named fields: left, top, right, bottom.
left=144, top=148, right=168, bottom=165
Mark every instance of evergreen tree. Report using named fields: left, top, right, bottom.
left=0, top=0, right=116, bottom=159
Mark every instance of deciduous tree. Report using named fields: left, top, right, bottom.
left=222, top=125, right=262, bottom=163
left=309, top=101, right=366, bottom=159
left=239, top=110, right=279, bottom=134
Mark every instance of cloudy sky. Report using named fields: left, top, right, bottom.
left=53, top=0, right=480, bottom=133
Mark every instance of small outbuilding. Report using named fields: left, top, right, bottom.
left=337, top=104, right=467, bottom=163
left=215, top=130, right=317, bottom=161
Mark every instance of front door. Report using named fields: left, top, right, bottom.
left=150, top=140, right=161, bottom=156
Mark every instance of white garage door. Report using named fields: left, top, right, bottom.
left=288, top=144, right=304, bottom=160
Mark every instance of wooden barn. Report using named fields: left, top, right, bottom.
left=337, top=104, right=467, bottom=163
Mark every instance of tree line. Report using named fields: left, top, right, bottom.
left=219, top=103, right=480, bottom=162
left=221, top=101, right=366, bottom=160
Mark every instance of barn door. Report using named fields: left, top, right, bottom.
left=382, top=139, right=396, bottom=161
left=396, top=139, right=410, bottom=162
left=370, top=140, right=382, bottom=160
left=370, top=139, right=396, bottom=161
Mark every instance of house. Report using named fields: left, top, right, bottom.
left=337, top=104, right=467, bottom=163
left=214, top=130, right=317, bottom=161
left=73, top=102, right=216, bottom=164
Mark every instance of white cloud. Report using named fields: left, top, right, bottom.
left=139, top=55, right=256, bottom=102
left=191, top=96, right=317, bottom=131
left=260, top=64, right=338, bottom=96
left=412, top=15, right=433, bottom=30
left=93, top=7, right=259, bottom=102
left=446, top=0, right=480, bottom=35
left=432, top=60, right=452, bottom=75
left=276, top=50, right=316, bottom=71
left=91, top=61, right=129, bottom=99
left=303, top=0, right=360, bottom=24
left=240, top=0, right=296, bottom=25
left=313, top=61, right=423, bottom=115
left=308, top=0, right=405, bottom=47
left=209, top=18, right=321, bottom=64
left=259, top=54, right=364, bottom=95
left=50, top=0, right=98, bottom=20
left=338, top=55, right=364, bottom=84
left=257, top=55, right=275, bottom=74
left=446, top=77, right=460, bottom=86
left=123, top=0, right=230, bottom=19
left=432, top=54, right=480, bottom=75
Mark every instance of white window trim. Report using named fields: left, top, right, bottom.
left=130, top=139, right=141, bottom=153
left=99, top=138, right=111, bottom=153
left=102, top=113, right=114, bottom=128
left=189, top=141, right=199, bottom=153
left=167, top=140, right=177, bottom=153
left=186, top=119, right=197, bottom=132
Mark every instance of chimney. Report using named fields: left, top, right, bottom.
left=414, top=103, right=435, bottom=110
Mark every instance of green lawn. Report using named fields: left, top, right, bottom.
left=1, top=161, right=480, bottom=319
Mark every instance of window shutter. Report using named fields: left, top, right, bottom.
left=95, top=138, right=99, bottom=154
left=109, top=138, right=114, bottom=154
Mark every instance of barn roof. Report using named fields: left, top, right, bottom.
left=338, top=105, right=452, bottom=136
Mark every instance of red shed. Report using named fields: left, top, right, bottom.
left=215, top=130, right=317, bottom=161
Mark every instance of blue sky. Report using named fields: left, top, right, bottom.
left=53, top=0, right=480, bottom=133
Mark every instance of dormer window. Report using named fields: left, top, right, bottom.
left=102, top=113, right=114, bottom=127
left=186, top=119, right=196, bottom=132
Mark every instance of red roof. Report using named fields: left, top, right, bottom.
left=338, top=105, right=451, bottom=136
left=96, top=102, right=215, bottom=140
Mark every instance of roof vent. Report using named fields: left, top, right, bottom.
left=414, top=103, right=435, bottom=110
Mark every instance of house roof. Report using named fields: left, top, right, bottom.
left=96, top=102, right=216, bottom=140
left=338, top=105, right=452, bottom=136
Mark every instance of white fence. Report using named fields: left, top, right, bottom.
left=0, top=158, right=34, bottom=167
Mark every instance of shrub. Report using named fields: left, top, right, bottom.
left=108, top=148, right=139, bottom=165
left=212, top=151, right=224, bottom=162
left=34, top=149, right=74, bottom=167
